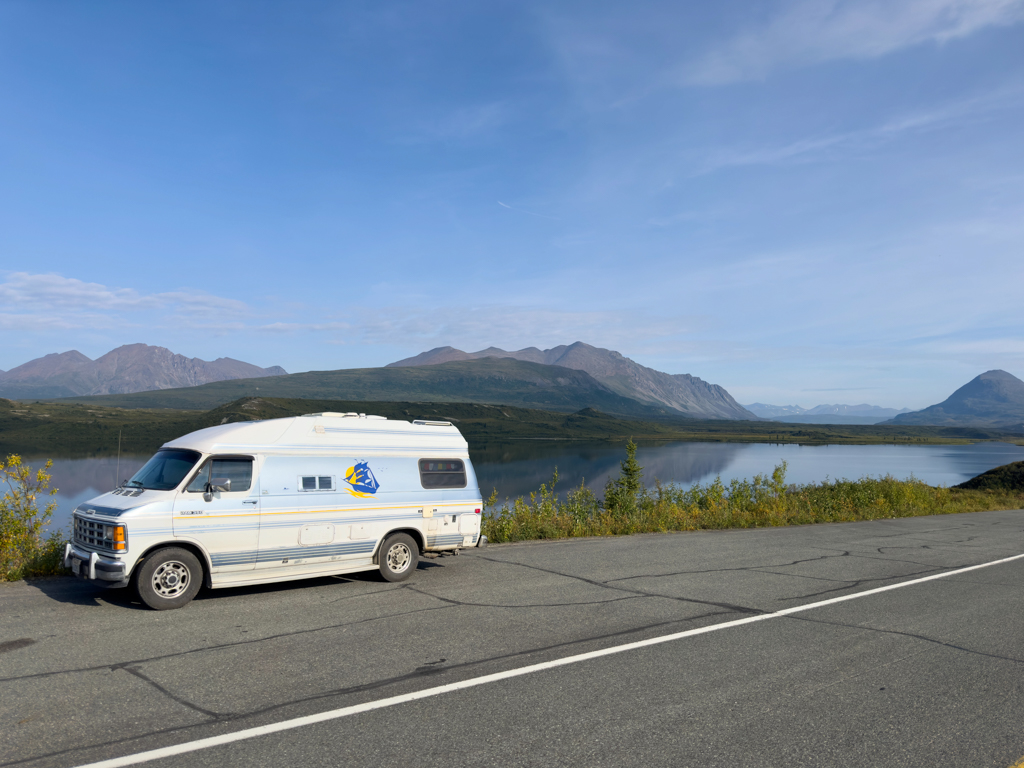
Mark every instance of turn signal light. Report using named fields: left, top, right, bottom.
left=113, top=525, right=126, bottom=551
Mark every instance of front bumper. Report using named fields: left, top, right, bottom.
left=63, top=543, right=129, bottom=587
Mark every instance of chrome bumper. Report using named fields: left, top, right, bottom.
left=64, top=543, right=128, bottom=584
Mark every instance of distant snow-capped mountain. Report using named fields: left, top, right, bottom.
left=743, top=402, right=912, bottom=425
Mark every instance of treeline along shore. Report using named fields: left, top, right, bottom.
left=1, top=395, right=1022, bottom=457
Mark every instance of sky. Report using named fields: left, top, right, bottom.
left=1, top=0, right=1022, bottom=409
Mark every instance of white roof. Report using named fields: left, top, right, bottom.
left=163, top=414, right=469, bottom=456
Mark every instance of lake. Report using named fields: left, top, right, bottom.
left=23, top=439, right=1024, bottom=533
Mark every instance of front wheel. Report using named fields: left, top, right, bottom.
left=378, top=533, right=418, bottom=582
left=134, top=547, right=203, bottom=610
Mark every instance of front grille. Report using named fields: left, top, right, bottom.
left=74, top=517, right=115, bottom=552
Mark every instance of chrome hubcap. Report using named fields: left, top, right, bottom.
left=152, top=561, right=190, bottom=598
left=387, top=543, right=412, bottom=573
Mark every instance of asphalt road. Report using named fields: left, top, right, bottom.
left=4, top=509, right=1024, bottom=768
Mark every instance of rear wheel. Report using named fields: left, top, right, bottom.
left=378, top=533, right=418, bottom=582
left=134, top=547, right=203, bottom=610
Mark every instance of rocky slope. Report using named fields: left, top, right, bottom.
left=0, top=344, right=286, bottom=399
left=388, top=342, right=755, bottom=420
left=888, top=370, right=1024, bottom=431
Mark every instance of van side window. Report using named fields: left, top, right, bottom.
left=186, top=457, right=253, bottom=493
left=299, top=475, right=334, bottom=491
left=418, top=459, right=466, bottom=489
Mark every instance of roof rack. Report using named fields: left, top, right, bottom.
left=413, top=419, right=452, bottom=426
left=303, top=412, right=387, bottom=420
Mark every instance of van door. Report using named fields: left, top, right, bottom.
left=173, top=455, right=260, bottom=573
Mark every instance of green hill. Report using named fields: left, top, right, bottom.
left=43, top=358, right=683, bottom=419
left=954, top=461, right=1024, bottom=492
left=0, top=396, right=686, bottom=456
left=2, top=395, right=1020, bottom=457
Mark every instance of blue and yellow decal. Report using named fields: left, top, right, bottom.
left=344, top=461, right=380, bottom=498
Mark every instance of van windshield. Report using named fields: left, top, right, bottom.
left=127, top=449, right=202, bottom=491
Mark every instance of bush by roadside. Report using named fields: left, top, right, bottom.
left=482, top=440, right=1024, bottom=544
left=1, top=455, right=68, bottom=581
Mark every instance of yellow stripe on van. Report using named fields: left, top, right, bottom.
left=174, top=501, right=479, bottom=519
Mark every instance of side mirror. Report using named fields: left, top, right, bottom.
left=203, top=478, right=231, bottom=502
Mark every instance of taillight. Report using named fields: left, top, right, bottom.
left=474, top=508, right=481, bottom=514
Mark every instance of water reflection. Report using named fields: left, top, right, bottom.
left=37, top=455, right=149, bottom=534
left=472, top=441, right=744, bottom=501
left=22, top=440, right=1024, bottom=533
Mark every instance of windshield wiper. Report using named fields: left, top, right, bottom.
left=128, top=480, right=144, bottom=487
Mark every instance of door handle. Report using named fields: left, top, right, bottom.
left=243, top=499, right=258, bottom=505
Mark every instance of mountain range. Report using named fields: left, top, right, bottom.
left=6, top=340, right=1022, bottom=432
left=744, top=402, right=913, bottom=425
left=41, top=357, right=741, bottom=420
left=0, top=344, right=286, bottom=399
left=388, top=342, right=755, bottom=420
left=887, top=370, right=1024, bottom=431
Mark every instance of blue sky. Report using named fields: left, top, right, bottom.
left=1, top=0, right=1022, bottom=409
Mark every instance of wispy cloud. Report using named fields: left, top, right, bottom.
left=682, top=0, right=1024, bottom=85
left=402, top=101, right=510, bottom=143
left=257, top=321, right=352, bottom=334
left=0, top=272, right=250, bottom=331
left=497, top=200, right=560, bottom=220
left=696, top=86, right=1023, bottom=172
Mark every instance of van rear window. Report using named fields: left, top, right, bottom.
left=419, top=459, right=467, bottom=489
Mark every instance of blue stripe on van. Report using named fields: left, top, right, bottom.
left=209, top=540, right=377, bottom=567
left=427, top=534, right=465, bottom=547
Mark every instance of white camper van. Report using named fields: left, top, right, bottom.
left=63, top=412, right=485, bottom=610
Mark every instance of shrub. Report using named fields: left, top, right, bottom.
left=1, top=455, right=68, bottom=581
left=481, top=448, right=1024, bottom=544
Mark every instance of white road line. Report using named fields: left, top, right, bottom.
left=73, top=551, right=1024, bottom=768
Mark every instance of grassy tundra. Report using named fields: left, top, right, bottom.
left=482, top=442, right=1024, bottom=544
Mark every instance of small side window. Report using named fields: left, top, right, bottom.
left=419, top=459, right=467, bottom=489
left=299, top=475, right=335, bottom=491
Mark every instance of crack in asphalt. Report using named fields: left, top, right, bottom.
left=0, top=603, right=455, bottom=684
left=405, top=585, right=647, bottom=609
left=119, top=666, right=228, bottom=720
left=0, top=610, right=733, bottom=768
left=602, top=552, right=852, bottom=582
left=475, top=554, right=765, bottom=615
left=785, top=614, right=1024, bottom=666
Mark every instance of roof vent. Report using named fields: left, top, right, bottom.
left=413, top=419, right=452, bottom=426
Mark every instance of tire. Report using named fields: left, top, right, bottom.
left=134, top=547, right=203, bottom=610
left=378, top=533, right=418, bottom=582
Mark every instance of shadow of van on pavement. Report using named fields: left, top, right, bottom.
left=23, top=575, right=148, bottom=610
left=22, top=558, right=446, bottom=610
